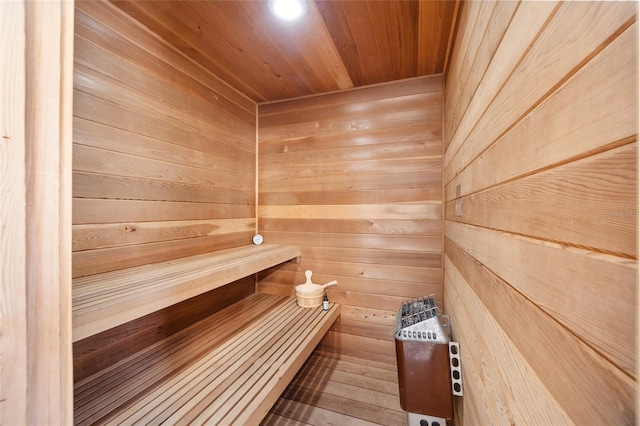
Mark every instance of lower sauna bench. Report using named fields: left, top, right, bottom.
left=74, top=293, right=341, bottom=425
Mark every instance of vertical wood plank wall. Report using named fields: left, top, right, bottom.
left=72, top=0, right=257, bottom=279
left=257, top=76, right=443, bottom=363
left=444, top=2, right=638, bottom=424
left=1, top=0, right=74, bottom=423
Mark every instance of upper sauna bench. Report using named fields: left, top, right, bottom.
left=72, top=244, right=301, bottom=342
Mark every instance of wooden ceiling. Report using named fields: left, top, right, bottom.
left=110, top=0, right=459, bottom=103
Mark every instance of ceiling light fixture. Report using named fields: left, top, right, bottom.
left=268, top=0, right=307, bottom=21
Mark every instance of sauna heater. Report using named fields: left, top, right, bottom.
left=394, top=296, right=463, bottom=426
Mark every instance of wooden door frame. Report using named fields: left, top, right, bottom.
left=1, top=0, right=74, bottom=423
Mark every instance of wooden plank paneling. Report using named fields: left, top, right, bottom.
left=258, top=77, right=442, bottom=363
left=1, top=2, right=28, bottom=423
left=447, top=143, right=638, bottom=257
left=73, top=0, right=257, bottom=277
left=444, top=259, right=572, bottom=425
left=445, top=1, right=636, bottom=184
left=446, top=240, right=636, bottom=424
left=1, top=0, right=74, bottom=423
left=444, top=1, right=638, bottom=424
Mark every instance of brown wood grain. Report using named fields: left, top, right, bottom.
left=74, top=295, right=340, bottom=425
left=73, top=218, right=255, bottom=251
left=75, top=1, right=254, bottom=113
left=447, top=143, right=638, bottom=258
left=73, top=277, right=254, bottom=383
left=446, top=239, right=636, bottom=424
left=72, top=232, right=253, bottom=278
left=444, top=262, right=571, bottom=425
left=2, top=3, right=28, bottom=423
left=258, top=77, right=443, bottom=363
left=73, top=198, right=254, bottom=225
left=445, top=1, right=635, bottom=184
left=444, top=2, right=637, bottom=423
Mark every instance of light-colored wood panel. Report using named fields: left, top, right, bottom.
left=1, top=2, right=28, bottom=423
left=73, top=198, right=253, bottom=225
left=262, top=231, right=441, bottom=253
left=72, top=232, right=252, bottom=278
left=265, top=259, right=442, bottom=286
left=258, top=77, right=442, bottom=362
left=446, top=21, right=638, bottom=197
left=330, top=318, right=393, bottom=343
left=261, top=137, right=441, bottom=166
left=74, top=64, right=256, bottom=147
left=260, top=218, right=442, bottom=236
left=329, top=289, right=438, bottom=313
left=74, top=117, right=249, bottom=173
left=73, top=218, right=255, bottom=251
left=297, top=246, right=441, bottom=269
left=338, top=305, right=396, bottom=328
left=73, top=171, right=253, bottom=204
left=258, top=269, right=442, bottom=298
left=260, top=188, right=442, bottom=206
left=260, top=172, right=440, bottom=193
left=446, top=238, right=637, bottom=424
left=260, top=156, right=441, bottom=180
left=444, top=315, right=497, bottom=426
left=74, top=144, right=252, bottom=191
left=74, top=91, right=254, bottom=160
left=321, top=330, right=395, bottom=359
left=442, top=0, right=489, bottom=146
left=446, top=220, right=637, bottom=375
left=260, top=107, right=440, bottom=143
left=74, top=1, right=255, bottom=113
left=443, top=0, right=565, bottom=166
left=445, top=1, right=635, bottom=181
left=259, top=74, right=442, bottom=116
left=74, top=33, right=255, bottom=130
left=24, top=1, right=74, bottom=423
left=445, top=258, right=572, bottom=425
left=260, top=203, right=441, bottom=220
left=260, top=91, right=439, bottom=129
left=447, top=143, right=638, bottom=257
left=444, top=1, right=520, bottom=144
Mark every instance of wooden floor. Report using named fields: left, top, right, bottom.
left=262, top=350, right=406, bottom=426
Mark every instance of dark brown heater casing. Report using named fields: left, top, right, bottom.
left=395, top=339, right=453, bottom=419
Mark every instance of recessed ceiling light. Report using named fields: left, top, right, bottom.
left=268, top=0, right=307, bottom=21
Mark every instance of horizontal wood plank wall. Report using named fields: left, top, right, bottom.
left=73, top=0, right=256, bottom=279
left=258, top=76, right=443, bottom=363
left=444, top=1, right=638, bottom=424
left=72, top=1, right=259, bottom=380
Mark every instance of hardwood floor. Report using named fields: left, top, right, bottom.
left=262, top=350, right=405, bottom=425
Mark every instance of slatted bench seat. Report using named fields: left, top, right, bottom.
left=74, top=293, right=340, bottom=426
left=72, top=244, right=301, bottom=342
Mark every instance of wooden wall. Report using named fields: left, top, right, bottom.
left=257, top=76, right=443, bottom=363
left=444, top=1, right=638, bottom=424
left=72, top=0, right=259, bottom=376
left=1, top=0, right=74, bottom=423
left=73, top=0, right=257, bottom=279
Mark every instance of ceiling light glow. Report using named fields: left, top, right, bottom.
left=268, top=0, right=307, bottom=21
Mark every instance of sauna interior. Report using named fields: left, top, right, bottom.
left=2, top=0, right=638, bottom=425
